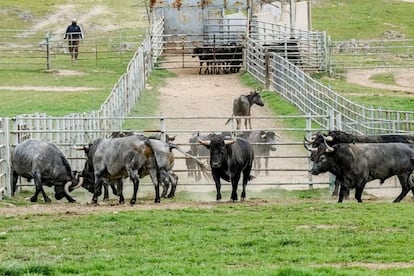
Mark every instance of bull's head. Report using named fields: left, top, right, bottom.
left=251, top=90, right=264, bottom=107
left=199, top=136, right=234, bottom=169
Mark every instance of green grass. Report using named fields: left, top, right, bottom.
left=312, top=0, right=414, bottom=40
left=2, top=192, right=414, bottom=275
left=0, top=0, right=148, bottom=117
left=0, top=60, right=129, bottom=116
left=315, top=74, right=414, bottom=110
left=369, top=73, right=397, bottom=86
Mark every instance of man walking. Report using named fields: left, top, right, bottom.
left=64, top=18, right=83, bottom=61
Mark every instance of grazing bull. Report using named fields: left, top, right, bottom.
left=225, top=90, right=264, bottom=129
left=199, top=134, right=254, bottom=201
left=11, top=139, right=82, bottom=203
left=305, top=130, right=414, bottom=197
left=246, top=130, right=280, bottom=175
left=309, top=140, right=414, bottom=203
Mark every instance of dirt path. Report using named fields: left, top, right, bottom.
left=346, top=68, right=414, bottom=93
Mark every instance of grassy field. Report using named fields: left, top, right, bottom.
left=312, top=0, right=414, bottom=110
left=2, top=190, right=414, bottom=275
left=0, top=0, right=149, bottom=116
left=312, top=0, right=414, bottom=40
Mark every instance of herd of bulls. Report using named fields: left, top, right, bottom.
left=192, top=42, right=243, bottom=75
left=11, top=88, right=414, bottom=204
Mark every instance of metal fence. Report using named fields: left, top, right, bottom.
left=0, top=29, right=147, bottom=71
left=246, top=37, right=414, bottom=135
left=1, top=114, right=332, bottom=199
left=249, top=20, right=328, bottom=72
left=328, top=38, right=414, bottom=73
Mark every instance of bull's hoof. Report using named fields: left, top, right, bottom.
left=154, top=198, right=161, bottom=203
left=130, top=199, right=136, bottom=205
left=30, top=197, right=37, bottom=202
left=44, top=197, right=52, bottom=203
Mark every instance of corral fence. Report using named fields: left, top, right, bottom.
left=328, top=38, right=414, bottom=73
left=0, top=114, right=333, bottom=200
left=0, top=28, right=147, bottom=70
left=245, top=39, right=414, bottom=135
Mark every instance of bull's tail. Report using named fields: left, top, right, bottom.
left=247, top=175, right=255, bottom=181
left=225, top=115, right=233, bottom=125
left=169, top=143, right=211, bottom=180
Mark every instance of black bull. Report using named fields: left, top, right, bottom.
left=199, top=135, right=254, bottom=201
left=308, top=141, right=414, bottom=203
left=305, top=131, right=414, bottom=198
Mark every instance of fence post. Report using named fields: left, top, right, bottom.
left=159, top=112, right=166, bottom=142
left=265, top=48, right=270, bottom=89
left=45, top=32, right=50, bottom=70
left=3, top=118, right=11, bottom=197
left=305, top=113, right=313, bottom=189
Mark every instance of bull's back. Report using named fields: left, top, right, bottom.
left=94, top=136, right=149, bottom=173
left=348, top=143, right=414, bottom=178
left=12, top=139, right=68, bottom=176
left=231, top=138, right=254, bottom=167
left=233, top=96, right=249, bottom=116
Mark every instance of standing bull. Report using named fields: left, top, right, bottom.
left=246, top=130, right=280, bottom=175
left=309, top=140, right=414, bottom=203
left=77, top=135, right=203, bottom=204
left=225, top=91, right=264, bottom=130
left=11, top=139, right=82, bottom=203
left=305, top=130, right=414, bottom=197
left=199, top=134, right=254, bottom=202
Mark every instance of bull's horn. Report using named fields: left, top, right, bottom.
left=303, top=136, right=315, bottom=144
left=64, top=181, right=72, bottom=196
left=198, top=139, right=210, bottom=146
left=73, top=145, right=88, bottom=151
left=261, top=134, right=266, bottom=139
left=72, top=176, right=84, bottom=190
left=323, top=139, right=335, bottom=152
left=224, top=140, right=235, bottom=145
left=303, top=141, right=317, bottom=152
left=323, top=135, right=334, bottom=142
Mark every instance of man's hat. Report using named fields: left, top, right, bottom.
left=72, top=18, right=77, bottom=23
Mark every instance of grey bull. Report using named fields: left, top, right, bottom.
left=11, top=139, right=82, bottom=203
left=225, top=91, right=264, bottom=129
left=77, top=135, right=204, bottom=204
